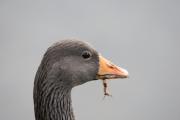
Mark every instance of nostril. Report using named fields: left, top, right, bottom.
left=109, top=65, right=114, bottom=69
left=107, top=62, right=115, bottom=69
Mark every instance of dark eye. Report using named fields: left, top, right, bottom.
left=82, top=51, right=91, bottom=59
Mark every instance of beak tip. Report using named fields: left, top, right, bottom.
left=120, top=68, right=129, bottom=78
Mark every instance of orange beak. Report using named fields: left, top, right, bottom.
left=96, top=55, right=129, bottom=80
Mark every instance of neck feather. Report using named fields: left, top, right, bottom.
left=34, top=64, right=75, bottom=120
left=34, top=82, right=75, bottom=120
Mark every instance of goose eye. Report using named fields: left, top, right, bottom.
left=82, top=51, right=91, bottom=59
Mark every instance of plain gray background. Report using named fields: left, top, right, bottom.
left=0, top=0, right=180, bottom=120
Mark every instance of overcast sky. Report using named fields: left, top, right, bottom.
left=0, top=0, right=180, bottom=120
